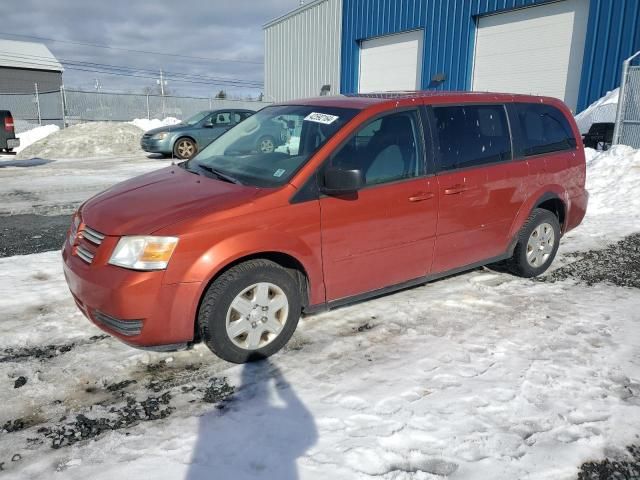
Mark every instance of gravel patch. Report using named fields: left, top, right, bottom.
left=546, top=234, right=640, bottom=288
left=0, top=214, right=70, bottom=257
left=578, top=445, right=640, bottom=479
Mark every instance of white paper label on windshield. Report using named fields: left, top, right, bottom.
left=304, top=112, right=339, bottom=125
left=273, top=168, right=286, bottom=177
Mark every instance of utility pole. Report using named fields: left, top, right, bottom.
left=34, top=82, right=41, bottom=126
left=157, top=69, right=168, bottom=117
left=159, top=69, right=166, bottom=97
left=94, top=78, right=103, bottom=117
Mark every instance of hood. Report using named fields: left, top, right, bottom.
left=81, top=166, right=260, bottom=235
left=144, top=124, right=189, bottom=136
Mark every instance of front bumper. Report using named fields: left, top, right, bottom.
left=62, top=239, right=201, bottom=349
left=140, top=136, right=171, bottom=154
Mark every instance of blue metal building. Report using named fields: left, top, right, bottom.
left=340, top=0, right=640, bottom=112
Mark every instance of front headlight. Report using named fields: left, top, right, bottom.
left=109, top=236, right=178, bottom=271
left=152, top=132, right=169, bottom=140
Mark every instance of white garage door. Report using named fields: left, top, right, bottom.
left=359, top=30, right=423, bottom=93
left=472, top=0, right=589, bottom=111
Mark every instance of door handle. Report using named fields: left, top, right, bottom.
left=408, top=192, right=435, bottom=202
left=443, top=184, right=466, bottom=195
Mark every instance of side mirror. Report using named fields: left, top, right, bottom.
left=321, top=167, right=364, bottom=195
left=203, top=121, right=214, bottom=128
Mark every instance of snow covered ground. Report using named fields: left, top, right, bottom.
left=0, top=146, right=639, bottom=479
left=0, top=154, right=163, bottom=216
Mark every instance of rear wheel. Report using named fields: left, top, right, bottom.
left=506, top=208, right=560, bottom=277
left=173, top=138, right=197, bottom=159
left=257, top=135, right=276, bottom=153
left=198, top=259, right=302, bottom=363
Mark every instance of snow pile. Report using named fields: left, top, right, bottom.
left=562, top=145, right=640, bottom=252
left=129, top=117, right=181, bottom=132
left=15, top=124, right=59, bottom=153
left=575, top=88, right=618, bottom=134
left=16, top=122, right=144, bottom=160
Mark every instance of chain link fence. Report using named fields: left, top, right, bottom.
left=613, top=51, right=640, bottom=148
left=0, top=88, right=270, bottom=133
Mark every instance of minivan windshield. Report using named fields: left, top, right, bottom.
left=188, top=105, right=359, bottom=187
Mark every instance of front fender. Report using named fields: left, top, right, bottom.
left=165, top=229, right=325, bottom=306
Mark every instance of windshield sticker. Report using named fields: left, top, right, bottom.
left=304, top=112, right=339, bottom=125
left=273, top=169, right=286, bottom=177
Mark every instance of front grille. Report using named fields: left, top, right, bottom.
left=73, top=224, right=105, bottom=265
left=93, top=310, right=143, bottom=336
left=82, top=226, right=105, bottom=245
left=76, top=245, right=95, bottom=264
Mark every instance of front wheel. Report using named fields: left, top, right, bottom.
left=506, top=208, right=561, bottom=278
left=257, top=135, right=276, bottom=154
left=173, top=138, right=197, bottom=159
left=198, top=259, right=302, bottom=363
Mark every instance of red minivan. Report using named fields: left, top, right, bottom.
left=63, top=92, right=588, bottom=363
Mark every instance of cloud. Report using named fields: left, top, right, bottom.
left=1, top=0, right=298, bottom=97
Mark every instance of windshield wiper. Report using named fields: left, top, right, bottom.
left=195, top=162, right=242, bottom=184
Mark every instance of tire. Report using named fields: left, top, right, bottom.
left=257, top=135, right=276, bottom=153
left=4, top=148, right=13, bottom=153
left=505, top=208, right=561, bottom=278
left=197, top=259, right=302, bottom=363
left=173, top=137, right=197, bottom=159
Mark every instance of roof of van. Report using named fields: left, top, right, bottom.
left=280, top=91, right=563, bottom=110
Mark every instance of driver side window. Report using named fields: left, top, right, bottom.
left=214, top=112, right=231, bottom=125
left=330, top=110, right=424, bottom=186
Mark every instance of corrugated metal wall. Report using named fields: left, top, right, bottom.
left=578, top=0, right=640, bottom=110
left=264, top=0, right=342, bottom=102
left=340, top=0, right=640, bottom=111
left=0, top=67, right=62, bottom=94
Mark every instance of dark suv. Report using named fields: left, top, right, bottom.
left=0, top=111, right=19, bottom=153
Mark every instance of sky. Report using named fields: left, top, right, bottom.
left=0, top=0, right=301, bottom=99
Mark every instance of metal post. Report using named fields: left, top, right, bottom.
left=159, top=69, right=166, bottom=118
left=60, top=85, right=66, bottom=129
left=34, top=82, right=42, bottom=126
left=613, top=50, right=640, bottom=145
left=613, top=60, right=630, bottom=145
left=209, top=97, right=212, bottom=109
left=146, top=94, right=150, bottom=120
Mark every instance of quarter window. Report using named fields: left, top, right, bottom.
left=514, top=103, right=577, bottom=156
left=330, top=110, right=424, bottom=186
left=433, top=105, right=511, bottom=171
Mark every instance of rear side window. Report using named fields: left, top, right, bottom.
left=514, top=103, right=577, bottom=156
left=433, top=104, right=511, bottom=171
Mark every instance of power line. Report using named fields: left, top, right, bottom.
left=0, top=51, right=264, bottom=88
left=0, top=32, right=264, bottom=65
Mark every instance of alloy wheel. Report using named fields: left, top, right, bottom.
left=176, top=139, right=195, bottom=159
left=259, top=138, right=275, bottom=153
